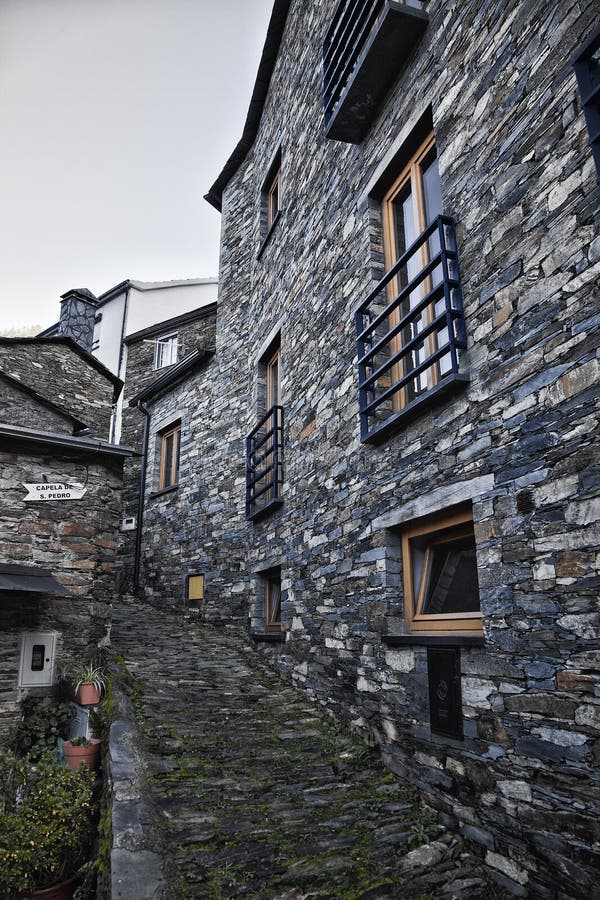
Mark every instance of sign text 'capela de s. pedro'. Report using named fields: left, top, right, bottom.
left=23, top=483, right=87, bottom=502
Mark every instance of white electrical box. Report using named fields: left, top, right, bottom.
left=120, top=516, right=137, bottom=532
left=18, top=631, right=57, bottom=688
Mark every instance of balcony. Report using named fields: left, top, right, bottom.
left=246, top=405, right=284, bottom=520
left=323, top=0, right=429, bottom=143
left=356, top=216, right=468, bottom=443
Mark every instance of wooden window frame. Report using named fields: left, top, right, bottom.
left=266, top=167, right=281, bottom=231
left=382, top=131, right=441, bottom=410
left=158, top=422, right=181, bottom=490
left=264, top=569, right=282, bottom=633
left=265, top=345, right=281, bottom=410
left=401, top=507, right=483, bottom=635
left=154, top=333, right=178, bottom=370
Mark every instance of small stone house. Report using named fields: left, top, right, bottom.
left=135, top=1, right=599, bottom=894
left=0, top=337, right=134, bottom=742
left=39, top=279, right=218, bottom=594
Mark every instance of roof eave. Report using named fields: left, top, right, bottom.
left=129, top=348, right=213, bottom=405
left=204, top=0, right=292, bottom=213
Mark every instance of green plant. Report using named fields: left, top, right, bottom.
left=9, top=696, right=75, bottom=759
left=63, top=659, right=107, bottom=696
left=0, top=751, right=96, bottom=894
left=69, top=736, right=93, bottom=748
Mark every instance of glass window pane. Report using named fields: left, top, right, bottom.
left=421, top=534, right=480, bottom=615
left=163, top=434, right=174, bottom=486
left=422, top=152, right=442, bottom=224
left=266, top=573, right=281, bottom=627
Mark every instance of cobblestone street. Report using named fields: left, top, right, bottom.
left=110, top=601, right=496, bottom=899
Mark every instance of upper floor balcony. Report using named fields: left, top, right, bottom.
left=323, top=0, right=429, bottom=143
left=246, top=405, right=284, bottom=520
left=356, top=216, right=468, bottom=443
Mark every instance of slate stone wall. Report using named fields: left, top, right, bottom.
left=0, top=377, right=74, bottom=433
left=58, top=295, right=97, bottom=352
left=0, top=339, right=119, bottom=437
left=139, top=0, right=600, bottom=894
left=115, top=307, right=217, bottom=591
left=0, top=444, right=124, bottom=744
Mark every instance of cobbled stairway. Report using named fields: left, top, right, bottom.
left=111, top=600, right=496, bottom=899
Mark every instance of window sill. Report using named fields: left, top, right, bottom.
left=383, top=634, right=485, bottom=648
left=148, top=484, right=179, bottom=500
left=247, top=498, right=283, bottom=522
left=257, top=211, right=282, bottom=259
left=251, top=631, right=285, bottom=643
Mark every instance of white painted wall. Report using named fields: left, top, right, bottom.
left=93, top=291, right=127, bottom=374
left=92, top=279, right=218, bottom=376
left=124, top=280, right=218, bottom=337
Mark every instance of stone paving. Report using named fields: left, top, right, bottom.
left=111, top=600, right=500, bottom=899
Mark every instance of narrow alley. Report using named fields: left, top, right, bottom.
left=110, top=601, right=495, bottom=899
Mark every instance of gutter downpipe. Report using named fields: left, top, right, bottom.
left=110, top=284, right=131, bottom=444
left=133, top=400, right=151, bottom=595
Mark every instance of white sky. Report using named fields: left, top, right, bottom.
left=0, top=0, right=274, bottom=331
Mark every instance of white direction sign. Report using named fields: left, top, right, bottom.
left=23, top=482, right=87, bottom=502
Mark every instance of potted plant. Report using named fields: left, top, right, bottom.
left=63, top=660, right=106, bottom=706
left=62, top=736, right=102, bottom=772
left=0, top=750, right=95, bottom=899
left=9, top=697, right=75, bottom=760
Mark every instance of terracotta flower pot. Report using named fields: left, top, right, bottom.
left=63, top=738, right=101, bottom=772
left=75, top=682, right=101, bottom=705
left=19, top=873, right=80, bottom=900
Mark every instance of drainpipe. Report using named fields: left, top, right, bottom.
left=110, top=284, right=131, bottom=444
left=133, top=400, right=151, bottom=594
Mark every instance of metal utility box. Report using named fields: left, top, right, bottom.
left=18, top=631, right=57, bottom=688
left=427, top=646, right=464, bottom=740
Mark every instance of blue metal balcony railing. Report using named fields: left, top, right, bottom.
left=356, top=216, right=468, bottom=442
left=246, top=405, right=284, bottom=518
left=323, top=0, right=428, bottom=142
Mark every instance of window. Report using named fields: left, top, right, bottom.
left=265, top=344, right=281, bottom=411
left=356, top=121, right=467, bottom=442
left=573, top=28, right=600, bottom=178
left=383, top=133, right=445, bottom=408
left=154, top=333, right=178, bottom=370
left=187, top=573, right=204, bottom=605
left=264, top=568, right=282, bottom=632
left=266, top=167, right=281, bottom=231
left=401, top=508, right=482, bottom=634
left=158, top=422, right=180, bottom=490
left=260, top=150, right=282, bottom=251
left=246, top=337, right=284, bottom=518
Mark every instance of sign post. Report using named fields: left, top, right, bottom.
left=22, top=483, right=87, bottom=502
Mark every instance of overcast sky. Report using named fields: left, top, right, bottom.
left=0, top=0, right=274, bottom=331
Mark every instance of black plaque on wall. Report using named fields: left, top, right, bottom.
left=427, top=647, right=463, bottom=739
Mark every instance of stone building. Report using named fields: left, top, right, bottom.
left=39, top=278, right=218, bottom=592
left=0, top=337, right=134, bottom=741
left=135, top=1, right=599, bottom=894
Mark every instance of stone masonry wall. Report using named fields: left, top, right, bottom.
left=0, top=338, right=119, bottom=437
left=0, top=377, right=75, bottom=433
left=116, top=307, right=217, bottom=591
left=0, top=444, right=124, bottom=743
left=58, top=294, right=97, bottom=352
left=139, top=0, right=600, bottom=895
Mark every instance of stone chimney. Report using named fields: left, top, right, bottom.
left=58, top=288, right=98, bottom=352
